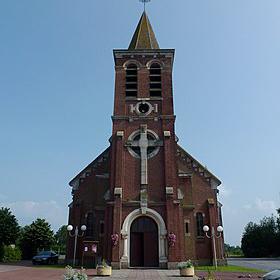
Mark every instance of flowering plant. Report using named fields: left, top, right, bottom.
left=96, top=259, right=110, bottom=268
left=63, top=266, right=88, bottom=280
left=111, top=233, right=119, bottom=246
left=168, top=232, right=176, bottom=247
left=177, top=259, right=193, bottom=269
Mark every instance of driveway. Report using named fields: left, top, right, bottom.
left=228, top=258, right=280, bottom=272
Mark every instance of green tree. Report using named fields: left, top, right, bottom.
left=241, top=216, right=278, bottom=257
left=277, top=208, right=280, bottom=256
left=54, top=225, right=67, bottom=254
left=0, top=208, right=20, bottom=261
left=224, top=243, right=243, bottom=257
left=19, top=218, right=55, bottom=259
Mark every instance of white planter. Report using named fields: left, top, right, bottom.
left=96, top=266, right=112, bottom=276
left=179, top=267, right=195, bottom=277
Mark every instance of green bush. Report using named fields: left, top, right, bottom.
left=2, top=245, right=22, bottom=262
left=0, top=244, right=4, bottom=261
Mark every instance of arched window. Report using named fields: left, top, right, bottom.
left=149, top=63, right=162, bottom=97
left=86, top=212, right=94, bottom=237
left=196, top=212, right=204, bottom=237
left=126, top=64, right=138, bottom=97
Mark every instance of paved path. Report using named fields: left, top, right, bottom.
left=228, top=258, right=280, bottom=272
left=93, top=270, right=262, bottom=280
left=0, top=264, right=264, bottom=280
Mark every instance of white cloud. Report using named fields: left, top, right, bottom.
left=255, top=198, right=276, bottom=213
left=242, top=198, right=277, bottom=215
left=2, top=200, right=68, bottom=231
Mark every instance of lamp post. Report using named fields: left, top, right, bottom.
left=67, top=224, right=87, bottom=267
left=203, top=225, right=223, bottom=269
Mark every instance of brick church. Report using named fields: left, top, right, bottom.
left=66, top=11, right=225, bottom=269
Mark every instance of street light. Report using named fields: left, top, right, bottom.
left=67, top=224, right=87, bottom=267
left=203, top=225, right=223, bottom=269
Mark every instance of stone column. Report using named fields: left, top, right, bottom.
left=120, top=233, right=128, bottom=268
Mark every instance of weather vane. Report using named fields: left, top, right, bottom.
left=139, top=0, right=151, bottom=12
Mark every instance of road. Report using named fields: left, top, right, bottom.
left=228, top=258, right=280, bottom=272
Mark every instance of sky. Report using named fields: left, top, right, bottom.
left=0, top=0, right=279, bottom=246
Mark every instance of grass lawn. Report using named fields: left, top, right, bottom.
left=33, top=264, right=95, bottom=270
left=32, top=264, right=66, bottom=269
left=196, top=265, right=265, bottom=273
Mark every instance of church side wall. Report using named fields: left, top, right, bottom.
left=179, top=170, right=224, bottom=265
left=66, top=154, right=110, bottom=266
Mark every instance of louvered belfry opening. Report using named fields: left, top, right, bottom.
left=149, top=63, right=162, bottom=97
left=126, top=64, right=138, bottom=97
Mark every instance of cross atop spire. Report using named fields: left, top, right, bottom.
left=139, top=0, right=151, bottom=12
left=128, top=11, right=160, bottom=50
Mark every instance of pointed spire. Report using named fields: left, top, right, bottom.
left=128, top=12, right=160, bottom=50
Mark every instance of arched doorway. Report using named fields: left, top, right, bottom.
left=130, top=216, right=159, bottom=267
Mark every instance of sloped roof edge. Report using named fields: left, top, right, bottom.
left=177, top=144, right=222, bottom=187
left=69, top=147, right=110, bottom=188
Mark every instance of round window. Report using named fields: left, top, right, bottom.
left=136, top=102, right=152, bottom=115
left=138, top=103, right=150, bottom=114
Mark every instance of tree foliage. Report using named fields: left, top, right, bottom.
left=54, top=225, right=67, bottom=254
left=0, top=208, right=20, bottom=245
left=19, top=218, right=55, bottom=259
left=2, top=245, right=22, bottom=262
left=0, top=208, right=20, bottom=261
left=241, top=213, right=280, bottom=257
left=224, top=243, right=243, bottom=257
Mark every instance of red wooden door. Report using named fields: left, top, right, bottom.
left=130, top=217, right=159, bottom=267
left=130, top=233, right=144, bottom=267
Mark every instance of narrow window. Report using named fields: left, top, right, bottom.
left=86, top=213, right=94, bottom=237
left=218, top=206, right=223, bottom=226
left=185, top=222, right=189, bottom=234
left=100, top=221, right=104, bottom=235
left=149, top=63, right=162, bottom=97
left=196, top=212, right=204, bottom=237
left=126, top=64, right=138, bottom=97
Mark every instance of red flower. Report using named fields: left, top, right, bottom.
left=168, top=232, right=176, bottom=247
left=111, top=233, right=119, bottom=246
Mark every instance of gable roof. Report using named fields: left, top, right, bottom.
left=69, top=147, right=110, bottom=190
left=177, top=145, right=222, bottom=188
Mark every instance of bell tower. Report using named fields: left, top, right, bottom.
left=107, top=11, right=185, bottom=268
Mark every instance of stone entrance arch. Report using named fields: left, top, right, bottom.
left=120, top=208, right=168, bottom=268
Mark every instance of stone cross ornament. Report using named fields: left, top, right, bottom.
left=127, top=124, right=162, bottom=186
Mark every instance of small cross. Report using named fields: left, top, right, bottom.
left=139, top=0, right=151, bottom=12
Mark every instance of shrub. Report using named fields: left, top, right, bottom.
left=63, top=266, right=88, bottom=280
left=0, top=244, right=4, bottom=262
left=2, top=245, right=22, bottom=262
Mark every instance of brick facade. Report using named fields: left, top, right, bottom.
left=66, top=12, right=225, bottom=269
